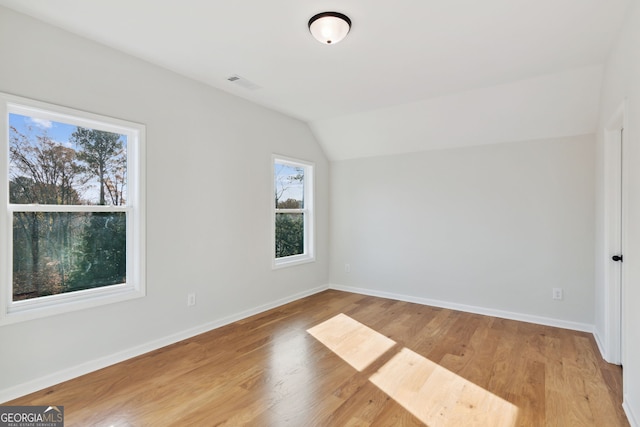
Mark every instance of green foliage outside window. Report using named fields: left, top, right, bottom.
left=275, top=213, right=304, bottom=258
left=9, top=114, right=127, bottom=301
left=274, top=162, right=306, bottom=259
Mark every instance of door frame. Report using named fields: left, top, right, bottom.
left=603, top=99, right=627, bottom=365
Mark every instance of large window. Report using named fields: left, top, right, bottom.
left=273, top=156, right=314, bottom=268
left=0, top=93, right=145, bottom=324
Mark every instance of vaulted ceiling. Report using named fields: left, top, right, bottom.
left=0, top=0, right=631, bottom=160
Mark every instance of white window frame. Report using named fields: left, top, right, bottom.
left=0, top=92, right=146, bottom=325
left=272, top=155, right=315, bottom=269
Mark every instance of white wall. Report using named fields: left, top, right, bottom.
left=596, top=1, right=640, bottom=424
left=330, top=135, right=595, bottom=328
left=0, top=7, right=329, bottom=400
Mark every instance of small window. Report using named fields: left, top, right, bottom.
left=273, top=156, right=314, bottom=268
left=0, top=93, right=145, bottom=324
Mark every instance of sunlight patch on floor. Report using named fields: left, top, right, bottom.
left=370, top=347, right=518, bottom=427
left=307, top=313, right=396, bottom=371
left=308, top=314, right=518, bottom=427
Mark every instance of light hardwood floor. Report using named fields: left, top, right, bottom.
left=6, top=290, right=628, bottom=426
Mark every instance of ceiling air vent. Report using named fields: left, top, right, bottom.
left=227, top=74, right=261, bottom=90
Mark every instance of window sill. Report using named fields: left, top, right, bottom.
left=273, top=254, right=316, bottom=270
left=1, top=284, right=145, bottom=325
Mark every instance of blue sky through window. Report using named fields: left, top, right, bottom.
left=275, top=162, right=304, bottom=206
left=9, top=113, right=127, bottom=149
left=9, top=113, right=128, bottom=205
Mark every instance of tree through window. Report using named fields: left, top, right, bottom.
left=273, top=156, right=314, bottom=267
left=10, top=115, right=127, bottom=300
left=1, top=93, right=145, bottom=323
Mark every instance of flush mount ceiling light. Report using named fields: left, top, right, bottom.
left=308, top=12, right=351, bottom=45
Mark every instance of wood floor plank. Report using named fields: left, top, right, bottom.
left=4, top=290, right=629, bottom=426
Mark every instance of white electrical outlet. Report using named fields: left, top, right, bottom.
left=552, top=288, right=563, bottom=300
left=187, top=292, right=196, bottom=307
left=345, top=264, right=351, bottom=273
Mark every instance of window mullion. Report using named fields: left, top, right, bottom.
left=275, top=208, right=305, bottom=214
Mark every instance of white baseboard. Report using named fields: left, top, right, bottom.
left=329, top=284, right=594, bottom=333
left=592, top=328, right=609, bottom=362
left=624, top=398, right=639, bottom=427
left=0, top=284, right=329, bottom=403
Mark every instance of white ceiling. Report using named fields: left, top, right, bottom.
left=0, top=0, right=631, bottom=160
